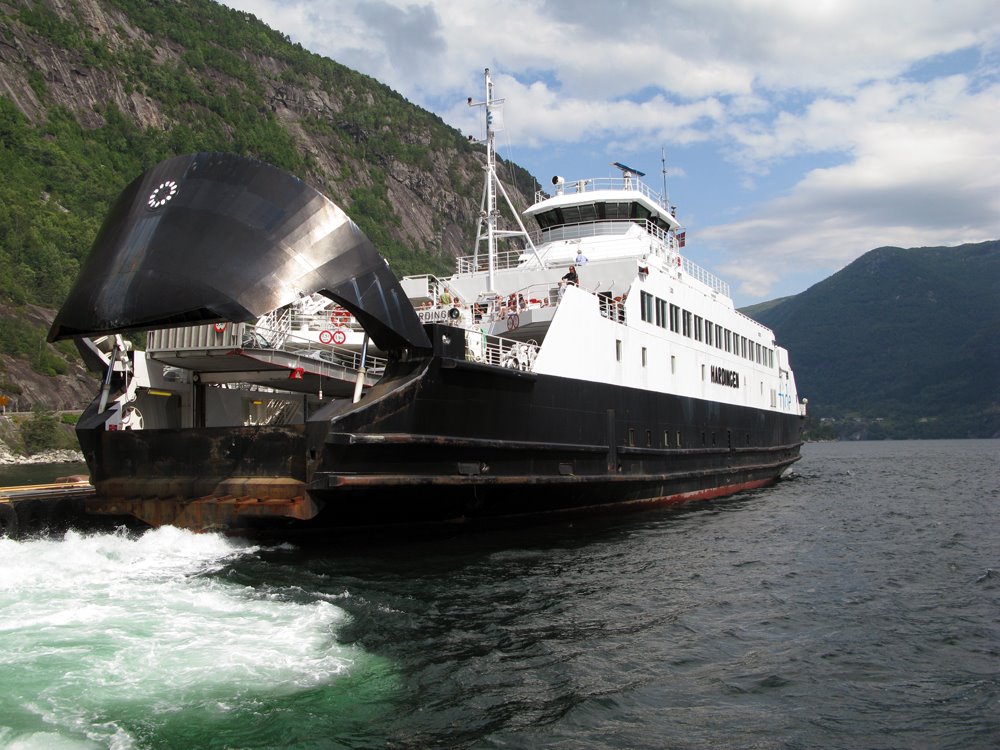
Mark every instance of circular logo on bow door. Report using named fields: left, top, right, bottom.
left=147, top=180, right=178, bottom=209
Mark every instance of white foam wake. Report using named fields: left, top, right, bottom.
left=0, top=527, right=358, bottom=748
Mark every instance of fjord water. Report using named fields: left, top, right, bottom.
left=1, top=440, right=997, bottom=749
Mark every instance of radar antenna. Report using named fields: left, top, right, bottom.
left=610, top=161, right=644, bottom=191
left=610, top=161, right=646, bottom=177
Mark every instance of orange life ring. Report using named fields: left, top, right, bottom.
left=332, top=330, right=347, bottom=345
left=319, top=329, right=334, bottom=344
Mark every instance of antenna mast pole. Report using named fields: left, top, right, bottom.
left=469, top=68, right=501, bottom=292
left=661, top=147, right=668, bottom=208
left=468, top=68, right=543, bottom=292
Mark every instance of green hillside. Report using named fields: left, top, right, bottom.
left=748, top=241, right=1000, bottom=439
left=0, top=0, right=537, bottom=409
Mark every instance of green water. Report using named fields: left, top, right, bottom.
left=0, top=527, right=400, bottom=749
left=0, top=462, right=88, bottom=487
left=2, top=442, right=998, bottom=748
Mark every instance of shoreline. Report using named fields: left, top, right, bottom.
left=0, top=445, right=85, bottom=466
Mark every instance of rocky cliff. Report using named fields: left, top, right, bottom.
left=0, top=0, right=539, bottom=416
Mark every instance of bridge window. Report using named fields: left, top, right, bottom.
left=630, top=203, right=652, bottom=222
left=534, top=210, right=560, bottom=229
left=604, top=202, right=632, bottom=220
left=562, top=203, right=598, bottom=223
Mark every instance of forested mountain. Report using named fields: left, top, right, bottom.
left=745, top=241, right=1000, bottom=439
left=0, top=0, right=538, bottom=409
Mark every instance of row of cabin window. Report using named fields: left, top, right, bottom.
left=638, top=291, right=775, bottom=368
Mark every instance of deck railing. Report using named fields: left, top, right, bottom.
left=148, top=321, right=386, bottom=374
left=534, top=176, right=664, bottom=205
left=465, top=329, right=539, bottom=372
left=452, top=218, right=729, bottom=297
left=680, top=257, right=730, bottom=297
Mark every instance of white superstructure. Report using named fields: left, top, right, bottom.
left=395, top=68, right=805, bottom=420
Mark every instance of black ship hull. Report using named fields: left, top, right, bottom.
left=51, top=153, right=805, bottom=538
left=77, top=327, right=802, bottom=536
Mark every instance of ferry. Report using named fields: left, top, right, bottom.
left=47, top=69, right=806, bottom=535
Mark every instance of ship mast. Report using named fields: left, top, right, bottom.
left=661, top=147, right=668, bottom=209
left=467, top=68, right=542, bottom=292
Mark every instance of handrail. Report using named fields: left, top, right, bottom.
left=148, top=321, right=387, bottom=374
left=452, top=216, right=730, bottom=298
left=680, top=257, right=730, bottom=297
left=250, top=325, right=388, bottom=373
left=465, top=329, right=540, bottom=372
left=455, top=249, right=525, bottom=274
left=534, top=176, right=664, bottom=206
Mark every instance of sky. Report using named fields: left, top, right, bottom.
left=220, top=0, right=1000, bottom=305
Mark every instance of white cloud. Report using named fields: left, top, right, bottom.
left=704, top=76, right=1000, bottom=297
left=221, top=0, right=1000, bottom=301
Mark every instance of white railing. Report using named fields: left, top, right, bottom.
left=255, top=306, right=292, bottom=349
left=598, top=295, right=627, bottom=325
left=455, top=249, right=525, bottom=274
left=249, top=325, right=387, bottom=373
left=534, top=176, right=664, bottom=206
left=680, top=257, right=730, bottom=297
left=465, top=329, right=539, bottom=372
left=453, top=218, right=695, bottom=272
left=289, top=306, right=363, bottom=333
left=148, top=321, right=386, bottom=374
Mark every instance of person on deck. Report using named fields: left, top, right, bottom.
left=558, top=265, right=578, bottom=299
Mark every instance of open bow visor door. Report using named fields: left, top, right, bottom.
left=48, top=152, right=431, bottom=353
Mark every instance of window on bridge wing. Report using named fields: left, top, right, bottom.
left=534, top=210, right=560, bottom=229
left=630, top=203, right=652, bottom=222
left=604, top=202, right=631, bottom=220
